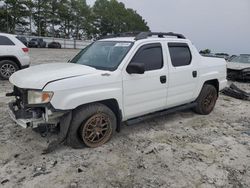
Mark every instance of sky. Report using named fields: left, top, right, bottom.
left=87, top=0, right=250, bottom=55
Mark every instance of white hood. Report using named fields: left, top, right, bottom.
left=227, top=62, right=250, bottom=70
left=9, top=63, right=100, bottom=89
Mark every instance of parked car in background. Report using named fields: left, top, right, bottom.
left=28, top=38, right=46, bottom=48
left=16, top=36, right=28, bottom=46
left=227, top=54, right=250, bottom=81
left=48, top=42, right=61, bottom=48
left=0, top=33, right=30, bottom=79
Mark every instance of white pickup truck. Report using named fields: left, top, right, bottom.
left=7, top=32, right=227, bottom=150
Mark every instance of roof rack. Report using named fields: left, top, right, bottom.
left=98, top=31, right=141, bottom=40
left=134, top=32, right=186, bottom=40
left=98, top=31, right=186, bottom=40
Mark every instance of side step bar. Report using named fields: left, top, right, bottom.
left=126, top=102, right=197, bottom=126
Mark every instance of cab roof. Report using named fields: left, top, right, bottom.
left=98, top=32, right=189, bottom=43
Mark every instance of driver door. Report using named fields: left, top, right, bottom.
left=122, top=43, right=168, bottom=120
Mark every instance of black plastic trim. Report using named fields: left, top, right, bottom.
left=21, top=64, right=30, bottom=69
left=126, top=102, right=196, bottom=125
left=135, top=32, right=186, bottom=40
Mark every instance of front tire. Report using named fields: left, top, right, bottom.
left=67, top=103, right=117, bottom=149
left=0, top=60, right=19, bottom=80
left=194, top=84, right=218, bottom=115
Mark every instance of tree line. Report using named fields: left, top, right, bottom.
left=0, top=0, right=150, bottom=39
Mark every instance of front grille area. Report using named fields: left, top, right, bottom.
left=10, top=86, right=44, bottom=119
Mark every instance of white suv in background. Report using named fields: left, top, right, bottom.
left=0, top=33, right=30, bottom=80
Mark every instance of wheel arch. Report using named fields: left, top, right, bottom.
left=74, top=98, right=122, bottom=132
left=0, top=56, right=21, bottom=69
left=203, top=79, right=219, bottom=94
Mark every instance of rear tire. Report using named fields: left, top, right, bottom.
left=67, top=103, right=117, bottom=149
left=194, top=84, right=218, bottom=115
left=0, top=60, right=19, bottom=80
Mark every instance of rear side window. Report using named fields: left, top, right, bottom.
left=131, top=43, right=163, bottom=71
left=0, top=36, right=15, bottom=45
left=168, top=43, right=192, bottom=67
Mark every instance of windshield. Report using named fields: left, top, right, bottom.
left=71, top=41, right=133, bottom=71
left=229, top=56, right=250, bottom=64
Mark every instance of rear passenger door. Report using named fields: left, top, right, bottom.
left=166, top=42, right=198, bottom=107
left=122, top=43, right=168, bottom=119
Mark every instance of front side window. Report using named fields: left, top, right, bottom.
left=168, top=43, right=192, bottom=67
left=71, top=41, right=133, bottom=71
left=0, top=36, right=15, bottom=45
left=130, top=43, right=163, bottom=71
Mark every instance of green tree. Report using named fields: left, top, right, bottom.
left=58, top=0, right=73, bottom=38
left=0, top=0, right=29, bottom=33
left=125, top=8, right=149, bottom=32
left=47, top=0, right=61, bottom=37
left=33, top=0, right=50, bottom=36
left=92, top=0, right=149, bottom=37
left=0, top=0, right=149, bottom=38
left=0, top=2, right=7, bottom=32
left=200, top=49, right=211, bottom=54
left=23, top=0, right=34, bottom=34
left=71, top=0, right=90, bottom=39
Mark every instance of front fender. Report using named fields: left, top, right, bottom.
left=50, top=87, right=123, bottom=111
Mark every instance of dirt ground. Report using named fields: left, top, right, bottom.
left=0, top=49, right=250, bottom=188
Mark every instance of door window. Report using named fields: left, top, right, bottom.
left=168, top=43, right=192, bottom=67
left=130, top=43, right=163, bottom=71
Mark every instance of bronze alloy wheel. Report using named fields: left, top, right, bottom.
left=203, top=90, right=217, bottom=111
left=194, top=84, right=218, bottom=115
left=81, top=113, right=112, bottom=148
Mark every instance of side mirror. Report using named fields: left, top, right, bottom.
left=127, top=62, right=145, bottom=74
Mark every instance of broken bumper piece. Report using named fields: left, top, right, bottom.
left=8, top=101, right=65, bottom=129
left=221, top=83, right=250, bottom=101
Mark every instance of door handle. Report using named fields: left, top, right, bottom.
left=192, top=71, right=197, bottom=78
left=160, top=75, right=167, bottom=84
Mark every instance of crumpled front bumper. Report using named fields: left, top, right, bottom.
left=8, top=101, right=46, bottom=128
left=9, top=102, right=31, bottom=128
left=8, top=101, right=65, bottom=129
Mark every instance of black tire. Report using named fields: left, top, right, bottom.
left=194, top=84, right=218, bottom=115
left=67, top=103, right=117, bottom=149
left=0, top=60, right=19, bottom=80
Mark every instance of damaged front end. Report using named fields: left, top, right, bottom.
left=7, top=86, right=65, bottom=128
left=6, top=86, right=72, bottom=153
left=227, top=68, right=250, bottom=82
